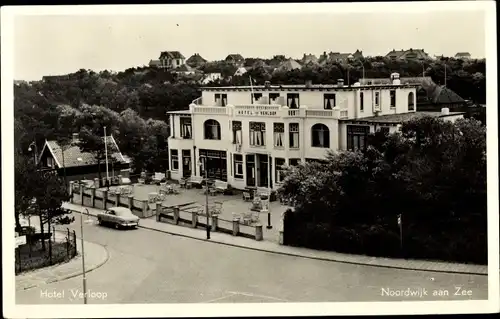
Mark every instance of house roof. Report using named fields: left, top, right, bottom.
left=186, top=53, right=207, bottom=65
left=174, top=64, right=195, bottom=73
left=149, top=59, right=162, bottom=67
left=251, top=59, right=269, bottom=68
left=43, top=135, right=129, bottom=168
left=302, top=54, right=318, bottom=64
left=234, top=67, right=248, bottom=75
left=455, top=52, right=471, bottom=57
left=432, top=86, right=466, bottom=104
left=340, top=111, right=465, bottom=125
left=159, top=51, right=185, bottom=60
left=226, top=54, right=244, bottom=61
left=275, top=58, right=302, bottom=72
left=386, top=49, right=406, bottom=58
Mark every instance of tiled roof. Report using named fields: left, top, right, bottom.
left=174, top=64, right=195, bottom=72
left=226, top=54, right=244, bottom=61
left=159, top=51, right=185, bottom=60
left=386, top=49, right=406, bottom=58
left=432, top=86, right=465, bottom=104
left=302, top=54, right=318, bottom=64
left=186, top=53, right=207, bottom=64
left=340, top=111, right=465, bottom=124
left=455, top=52, right=471, bottom=57
left=45, top=135, right=129, bottom=168
left=275, top=58, right=302, bottom=72
left=251, top=59, right=269, bottom=68
left=149, top=59, right=161, bottom=67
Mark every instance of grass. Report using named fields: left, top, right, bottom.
left=15, top=240, right=76, bottom=275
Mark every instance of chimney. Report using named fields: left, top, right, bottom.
left=305, top=80, right=313, bottom=88
left=441, top=107, right=450, bottom=115
left=391, top=72, right=401, bottom=84
left=264, top=80, right=271, bottom=88
left=337, top=78, right=344, bottom=86
left=72, top=133, right=79, bottom=143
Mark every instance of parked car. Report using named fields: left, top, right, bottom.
left=97, top=207, right=139, bottom=229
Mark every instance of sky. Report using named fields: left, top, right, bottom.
left=10, top=4, right=487, bottom=81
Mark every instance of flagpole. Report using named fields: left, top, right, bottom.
left=104, top=126, right=109, bottom=182
left=249, top=76, right=255, bottom=104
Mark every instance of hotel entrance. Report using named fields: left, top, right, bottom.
left=245, top=153, right=272, bottom=188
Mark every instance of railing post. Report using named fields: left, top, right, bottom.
left=279, top=230, right=284, bottom=245
left=142, top=200, right=148, bottom=218
left=211, top=215, right=218, bottom=231
left=232, top=218, right=240, bottom=236
left=255, top=224, right=263, bottom=241
left=156, top=201, right=162, bottom=220
left=191, top=211, right=197, bottom=228
left=173, top=206, right=180, bottom=225
left=118, top=175, right=122, bottom=185
left=128, top=194, right=134, bottom=210
left=90, top=187, right=96, bottom=208
left=69, top=181, right=74, bottom=203
left=115, top=190, right=121, bottom=207
left=102, top=190, right=108, bottom=210
left=79, top=183, right=84, bottom=205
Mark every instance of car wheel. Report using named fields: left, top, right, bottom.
left=115, top=223, right=120, bottom=230
left=97, top=218, right=102, bottom=225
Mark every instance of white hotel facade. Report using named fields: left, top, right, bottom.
left=167, top=73, right=462, bottom=191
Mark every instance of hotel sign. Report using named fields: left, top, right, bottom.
left=237, top=110, right=277, bottom=116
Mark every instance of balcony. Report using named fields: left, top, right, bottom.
left=189, top=103, right=349, bottom=119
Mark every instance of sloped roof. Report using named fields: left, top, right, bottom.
left=455, top=52, right=471, bottom=57
left=302, top=54, right=318, bottom=64
left=186, top=53, right=207, bottom=65
left=159, top=51, right=185, bottom=60
left=275, top=58, right=302, bottom=72
left=44, top=135, right=129, bottom=168
left=234, top=67, right=248, bottom=75
left=149, top=60, right=162, bottom=67
left=432, top=86, right=466, bottom=104
left=174, top=64, right=195, bottom=73
left=226, top=54, right=244, bottom=61
left=386, top=49, right=406, bottom=58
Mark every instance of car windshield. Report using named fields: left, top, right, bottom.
left=110, top=207, right=132, bottom=217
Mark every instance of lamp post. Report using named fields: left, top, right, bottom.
left=198, top=158, right=210, bottom=240
left=28, top=141, right=38, bottom=166
left=104, top=126, right=109, bottom=184
left=81, top=209, right=94, bottom=304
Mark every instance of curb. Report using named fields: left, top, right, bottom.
left=18, top=238, right=110, bottom=291
left=66, top=207, right=487, bottom=276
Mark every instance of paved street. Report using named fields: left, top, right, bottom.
left=16, top=213, right=488, bottom=304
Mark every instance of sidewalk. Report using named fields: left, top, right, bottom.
left=62, top=202, right=488, bottom=276
left=16, top=231, right=110, bottom=291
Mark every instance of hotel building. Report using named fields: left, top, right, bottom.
left=167, top=73, right=463, bottom=190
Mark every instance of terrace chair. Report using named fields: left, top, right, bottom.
left=250, top=212, right=260, bottom=224
left=242, top=191, right=252, bottom=202
left=209, top=187, right=218, bottom=196
left=242, top=212, right=253, bottom=225
left=211, top=201, right=223, bottom=215
left=179, top=179, right=187, bottom=188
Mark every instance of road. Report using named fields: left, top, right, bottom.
left=16, top=213, right=488, bottom=304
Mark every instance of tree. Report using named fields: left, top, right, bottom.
left=15, top=153, right=37, bottom=232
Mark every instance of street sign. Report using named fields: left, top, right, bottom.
left=15, top=235, right=27, bottom=247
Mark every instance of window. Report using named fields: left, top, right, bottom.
left=180, top=117, right=192, bottom=139
left=204, top=119, right=221, bottom=140
left=269, top=93, right=280, bottom=103
left=324, top=94, right=336, bottom=109
left=408, top=92, right=415, bottom=111
left=289, top=158, right=300, bottom=166
left=251, top=93, right=263, bottom=104
left=390, top=90, right=396, bottom=108
left=215, top=94, right=227, bottom=106
left=347, top=125, right=369, bottom=151
left=233, top=154, right=244, bottom=179
left=375, top=92, right=380, bottom=106
left=199, top=149, right=227, bottom=181
left=250, top=122, right=266, bottom=146
left=360, top=92, right=364, bottom=112
left=274, top=123, right=284, bottom=148
left=311, top=124, right=330, bottom=148
left=287, top=93, right=300, bottom=109
left=176, top=59, right=180, bottom=65
left=47, top=157, right=54, bottom=168
left=275, top=158, right=286, bottom=183
left=289, top=123, right=300, bottom=148
left=232, top=121, right=242, bottom=144
left=171, top=150, right=179, bottom=170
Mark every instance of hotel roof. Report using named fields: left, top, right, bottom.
left=200, top=83, right=420, bottom=91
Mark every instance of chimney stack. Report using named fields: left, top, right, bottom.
left=337, top=79, right=344, bottom=86
left=264, top=80, right=271, bottom=88
left=305, top=80, right=313, bottom=88
left=441, top=107, right=450, bottom=115
left=72, top=133, right=79, bottom=143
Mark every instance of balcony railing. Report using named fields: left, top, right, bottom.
left=305, top=110, right=333, bottom=117
left=192, top=106, right=228, bottom=115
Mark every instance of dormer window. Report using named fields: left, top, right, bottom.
left=269, top=93, right=280, bottom=104
left=287, top=94, right=300, bottom=109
